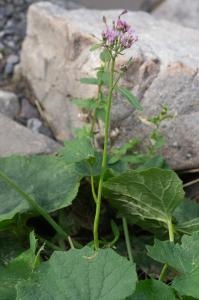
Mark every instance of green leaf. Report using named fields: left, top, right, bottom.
left=174, top=199, right=199, bottom=234
left=59, top=137, right=95, bottom=165
left=103, top=168, right=184, bottom=224
left=90, top=43, right=101, bottom=51
left=80, top=77, right=98, bottom=85
left=137, top=156, right=170, bottom=171
left=72, top=98, right=98, bottom=110
left=0, top=231, right=39, bottom=300
left=176, top=218, right=199, bottom=235
left=147, top=233, right=199, bottom=298
left=128, top=279, right=177, bottom=299
left=118, top=87, right=143, bottom=111
left=97, top=70, right=109, bottom=85
left=100, top=48, right=111, bottom=62
left=17, top=247, right=137, bottom=300
left=0, top=232, right=24, bottom=265
left=174, top=198, right=199, bottom=223
left=0, top=155, right=81, bottom=222
left=96, top=107, right=106, bottom=122
left=109, top=138, right=140, bottom=164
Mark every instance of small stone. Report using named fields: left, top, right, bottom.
left=6, top=54, right=19, bottom=65
left=0, top=90, right=20, bottom=118
left=4, top=40, right=16, bottom=50
left=4, top=63, right=14, bottom=76
left=0, top=42, right=4, bottom=51
left=27, top=118, right=42, bottom=133
left=186, top=153, right=192, bottom=159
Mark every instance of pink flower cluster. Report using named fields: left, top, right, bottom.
left=102, top=11, right=138, bottom=50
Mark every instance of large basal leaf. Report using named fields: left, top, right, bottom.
left=0, top=232, right=38, bottom=300
left=128, top=279, right=177, bottom=300
left=103, top=168, right=184, bottom=224
left=16, top=247, right=137, bottom=300
left=59, top=137, right=95, bottom=165
left=174, top=199, right=199, bottom=234
left=147, top=233, right=199, bottom=298
left=0, top=155, right=81, bottom=222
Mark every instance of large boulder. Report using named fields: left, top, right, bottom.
left=19, top=2, right=199, bottom=170
left=0, top=113, right=60, bottom=157
left=80, top=0, right=164, bottom=11
left=153, top=0, right=199, bottom=30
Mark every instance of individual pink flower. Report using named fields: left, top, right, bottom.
left=116, top=19, right=130, bottom=33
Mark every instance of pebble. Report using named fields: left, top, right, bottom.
left=6, top=54, right=19, bottom=65
left=27, top=117, right=42, bottom=133
left=4, top=63, right=14, bottom=76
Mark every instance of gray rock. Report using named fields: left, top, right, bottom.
left=153, top=0, right=199, bottom=30
left=0, top=113, right=60, bottom=157
left=4, top=63, right=14, bottom=76
left=0, top=90, right=20, bottom=118
left=6, top=54, right=19, bottom=65
left=19, top=97, right=39, bottom=119
left=80, top=0, right=163, bottom=11
left=19, top=2, right=199, bottom=170
left=27, top=117, right=42, bottom=133
left=0, top=42, right=4, bottom=51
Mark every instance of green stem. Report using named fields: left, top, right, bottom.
left=159, top=264, right=168, bottom=282
left=91, top=84, right=102, bottom=137
left=91, top=176, right=97, bottom=203
left=122, top=217, right=133, bottom=263
left=159, top=218, right=174, bottom=281
left=93, top=57, right=115, bottom=250
left=168, top=218, right=174, bottom=242
left=0, top=170, right=74, bottom=249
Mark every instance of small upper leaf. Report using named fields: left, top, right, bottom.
left=90, top=43, right=101, bottom=51
left=72, top=98, right=98, bottom=110
left=128, top=279, right=177, bottom=300
left=59, top=137, right=95, bottom=165
left=118, top=87, right=143, bottom=111
left=17, top=247, right=137, bottom=300
left=80, top=77, right=98, bottom=85
left=103, top=168, right=184, bottom=224
left=147, top=233, right=199, bottom=298
left=100, top=48, right=111, bottom=62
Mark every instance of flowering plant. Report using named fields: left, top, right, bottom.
left=0, top=11, right=197, bottom=300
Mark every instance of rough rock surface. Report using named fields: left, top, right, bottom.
left=80, top=0, right=163, bottom=11
left=0, top=90, right=20, bottom=118
left=152, top=0, right=199, bottom=30
left=20, top=2, right=199, bottom=170
left=0, top=113, right=60, bottom=156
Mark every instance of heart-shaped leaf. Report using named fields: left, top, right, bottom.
left=174, top=199, right=199, bottom=234
left=103, top=168, right=184, bottom=224
left=0, top=232, right=38, bottom=300
left=147, top=233, right=199, bottom=298
left=0, top=155, right=81, bottom=222
left=17, top=247, right=137, bottom=300
left=128, top=279, right=177, bottom=299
